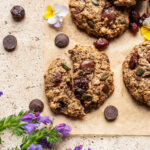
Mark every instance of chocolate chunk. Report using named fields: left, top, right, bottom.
left=29, top=99, right=44, bottom=112
left=55, top=34, right=69, bottom=48
left=11, top=5, right=25, bottom=21
left=3, top=35, right=17, bottom=52
left=104, top=105, right=118, bottom=121
left=80, top=60, right=95, bottom=72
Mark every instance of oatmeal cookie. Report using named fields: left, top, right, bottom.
left=44, top=58, right=85, bottom=118
left=122, top=41, right=150, bottom=106
left=69, top=0, right=129, bottom=39
left=113, top=0, right=136, bottom=7
left=69, top=45, right=114, bottom=112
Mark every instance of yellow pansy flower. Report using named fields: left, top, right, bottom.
left=44, top=4, right=69, bottom=28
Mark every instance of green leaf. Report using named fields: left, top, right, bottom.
left=0, top=137, right=1, bottom=144
left=12, top=127, right=26, bottom=136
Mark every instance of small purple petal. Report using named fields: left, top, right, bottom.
left=35, top=112, right=40, bottom=117
left=0, top=91, right=3, bottom=96
left=36, top=116, right=51, bottom=125
left=88, top=148, right=92, bottom=150
left=40, top=138, right=51, bottom=148
left=74, top=145, right=83, bottom=150
left=21, top=113, right=34, bottom=122
left=55, top=123, right=72, bottom=136
left=27, top=144, right=42, bottom=150
left=22, top=123, right=39, bottom=134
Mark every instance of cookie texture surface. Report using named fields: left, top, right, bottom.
left=122, top=41, right=150, bottom=106
left=69, top=0, right=129, bottom=39
left=113, top=0, right=136, bottom=7
left=69, top=45, right=114, bottom=112
left=44, top=59, right=85, bottom=118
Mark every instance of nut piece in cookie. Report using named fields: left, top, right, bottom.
left=122, top=41, right=150, bottom=106
left=44, top=59, right=85, bottom=118
left=69, top=0, right=129, bottom=39
left=69, top=45, right=114, bottom=112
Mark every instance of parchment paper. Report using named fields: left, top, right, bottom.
left=43, top=0, right=150, bottom=136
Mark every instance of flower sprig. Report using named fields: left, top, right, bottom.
left=0, top=111, right=72, bottom=150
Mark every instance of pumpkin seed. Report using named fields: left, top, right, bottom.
left=87, top=19, right=94, bottom=29
left=136, top=67, right=145, bottom=76
left=92, top=0, right=99, bottom=6
left=81, top=94, right=93, bottom=101
left=119, top=18, right=126, bottom=24
left=61, top=63, right=71, bottom=71
left=100, top=73, right=109, bottom=81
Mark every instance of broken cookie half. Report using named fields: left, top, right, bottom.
left=44, top=46, right=114, bottom=118
left=44, top=58, right=85, bottom=118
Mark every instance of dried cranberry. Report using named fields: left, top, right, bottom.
left=102, top=9, right=116, bottom=23
left=74, top=78, right=89, bottom=91
left=11, top=6, right=25, bottom=21
left=147, top=53, right=150, bottom=63
left=94, top=38, right=109, bottom=50
left=130, top=10, right=140, bottom=23
left=102, top=85, right=109, bottom=93
left=53, top=72, right=62, bottom=84
left=129, top=23, right=139, bottom=33
left=80, top=60, right=95, bottom=72
left=129, top=53, right=139, bottom=69
left=138, top=13, right=149, bottom=27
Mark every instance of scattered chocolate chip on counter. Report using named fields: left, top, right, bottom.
left=29, top=99, right=44, bottom=112
left=55, top=33, right=69, bottom=48
left=104, top=105, right=118, bottom=121
left=11, top=5, right=25, bottom=21
left=3, top=35, right=17, bottom=52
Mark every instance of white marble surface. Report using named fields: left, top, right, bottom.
left=0, top=0, right=150, bottom=149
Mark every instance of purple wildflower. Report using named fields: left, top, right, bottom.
left=55, top=123, right=72, bottom=136
left=21, top=113, right=34, bottom=122
left=22, top=123, right=40, bottom=134
left=88, top=148, right=92, bottom=150
left=27, top=144, right=42, bottom=150
left=0, top=91, right=3, bottom=96
left=36, top=116, right=51, bottom=125
left=74, top=145, right=83, bottom=150
left=35, top=112, right=40, bottom=117
left=40, top=138, right=51, bottom=148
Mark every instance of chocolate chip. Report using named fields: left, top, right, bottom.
left=80, top=60, right=95, bottom=72
left=29, top=99, right=44, bottom=112
left=129, top=53, right=139, bottom=69
left=11, top=5, right=25, bottom=21
left=104, top=105, right=118, bottom=121
left=55, top=34, right=69, bottom=48
left=3, top=35, right=17, bottom=52
left=102, top=9, right=116, bottom=23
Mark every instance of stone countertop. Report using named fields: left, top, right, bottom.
left=0, top=0, right=150, bottom=149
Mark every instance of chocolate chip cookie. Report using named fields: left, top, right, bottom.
left=44, top=58, right=85, bottom=118
left=69, top=0, right=129, bottom=39
left=122, top=41, right=150, bottom=106
left=69, top=45, right=114, bottom=112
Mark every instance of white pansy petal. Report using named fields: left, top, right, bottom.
left=143, top=17, right=150, bottom=29
left=54, top=21, right=62, bottom=28
left=48, top=17, right=57, bottom=25
left=54, top=4, right=69, bottom=17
